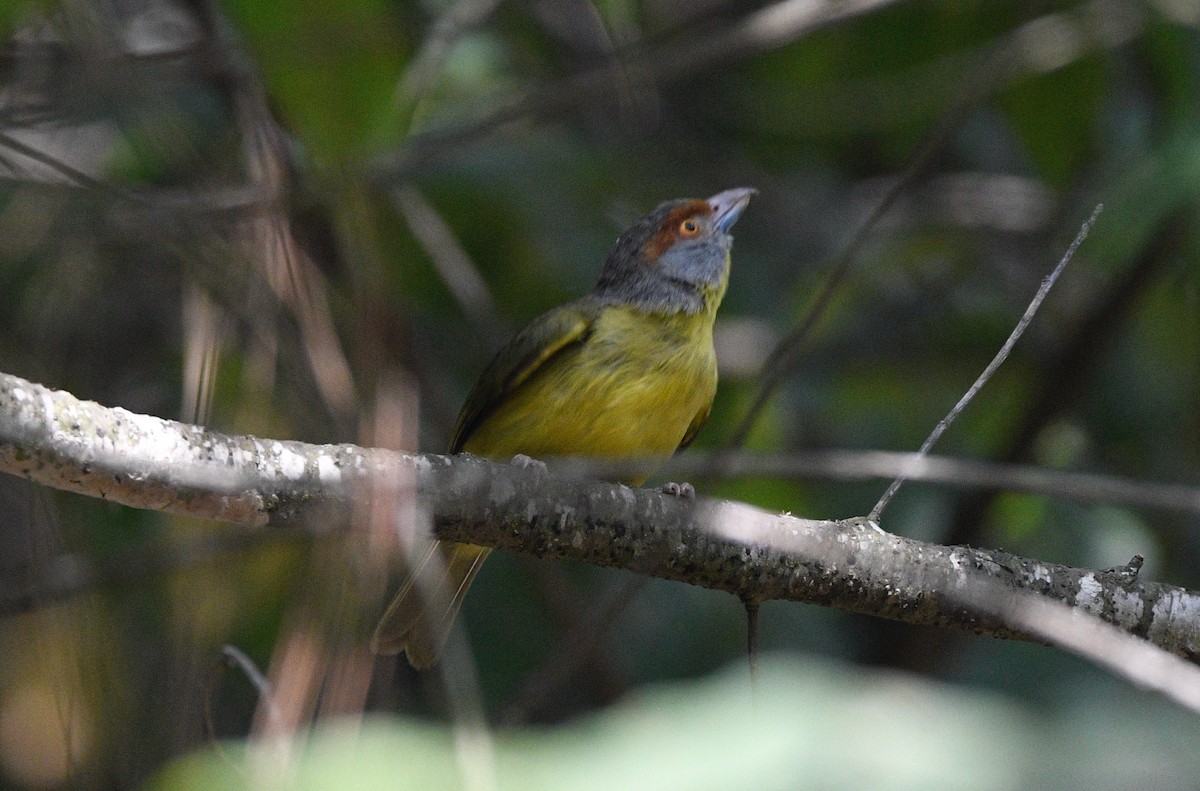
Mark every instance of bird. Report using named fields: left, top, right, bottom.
left=371, top=187, right=756, bottom=668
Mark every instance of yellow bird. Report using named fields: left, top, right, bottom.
left=372, top=187, right=756, bottom=667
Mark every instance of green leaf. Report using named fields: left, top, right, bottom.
left=151, top=656, right=1039, bottom=791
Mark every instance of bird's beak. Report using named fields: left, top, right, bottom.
left=708, top=187, right=757, bottom=234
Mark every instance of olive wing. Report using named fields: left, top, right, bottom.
left=449, top=301, right=598, bottom=453
left=677, top=399, right=712, bottom=452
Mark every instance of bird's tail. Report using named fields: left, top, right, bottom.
left=370, top=540, right=491, bottom=669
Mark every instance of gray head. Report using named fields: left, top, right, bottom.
left=593, top=187, right=755, bottom=314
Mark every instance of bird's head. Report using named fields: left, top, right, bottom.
left=594, top=187, right=756, bottom=315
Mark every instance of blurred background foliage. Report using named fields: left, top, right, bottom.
left=1, top=0, right=1200, bottom=788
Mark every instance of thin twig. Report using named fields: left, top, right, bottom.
left=220, top=644, right=284, bottom=734
left=937, top=212, right=1187, bottom=549
left=744, top=599, right=760, bottom=690
left=392, top=185, right=503, bottom=338
left=720, top=2, right=1141, bottom=452
left=722, top=133, right=952, bottom=451
left=721, top=35, right=1024, bottom=451
left=222, top=646, right=278, bottom=716
left=870, top=204, right=1104, bottom=521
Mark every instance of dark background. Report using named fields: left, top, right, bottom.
left=1, top=0, right=1199, bottom=788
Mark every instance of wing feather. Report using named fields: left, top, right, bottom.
left=450, top=301, right=597, bottom=453
left=677, top=400, right=712, bottom=451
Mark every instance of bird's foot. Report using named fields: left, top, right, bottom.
left=511, top=454, right=548, bottom=475
left=660, top=481, right=696, bottom=499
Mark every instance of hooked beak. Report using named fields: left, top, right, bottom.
left=708, top=187, right=757, bottom=234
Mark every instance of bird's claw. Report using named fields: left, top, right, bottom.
left=661, top=481, right=695, bottom=499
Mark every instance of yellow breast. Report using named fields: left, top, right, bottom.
left=463, top=305, right=718, bottom=484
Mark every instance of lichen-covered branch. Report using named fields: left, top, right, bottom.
left=2, top=370, right=1198, bottom=662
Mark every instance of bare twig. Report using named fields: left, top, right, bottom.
left=723, top=1, right=1143, bottom=451
left=870, top=205, right=1103, bottom=521
left=721, top=95, right=971, bottom=451
left=744, top=600, right=760, bottom=679
left=220, top=644, right=283, bottom=732
left=938, top=212, right=1188, bottom=550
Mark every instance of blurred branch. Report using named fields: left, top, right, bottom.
left=376, top=0, right=1142, bottom=184
left=0, top=130, right=122, bottom=192
left=395, top=0, right=505, bottom=119
left=392, top=185, right=503, bottom=337
left=217, top=8, right=362, bottom=426
left=218, top=645, right=282, bottom=734
left=4, top=370, right=1200, bottom=669
left=372, top=0, right=899, bottom=182
left=661, top=450, right=1200, bottom=516
left=955, top=568, right=1200, bottom=716
left=721, top=64, right=970, bottom=449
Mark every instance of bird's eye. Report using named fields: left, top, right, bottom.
left=679, top=218, right=699, bottom=236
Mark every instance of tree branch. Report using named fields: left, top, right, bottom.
left=2, top=370, right=1198, bottom=663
